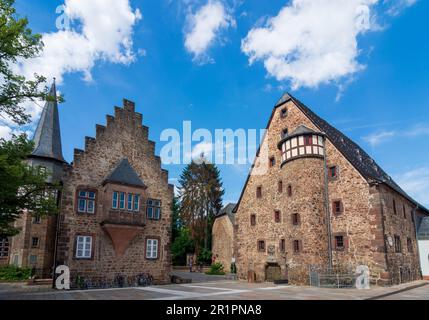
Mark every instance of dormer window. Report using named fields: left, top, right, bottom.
left=147, top=199, right=161, bottom=220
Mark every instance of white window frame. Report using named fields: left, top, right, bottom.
left=112, top=192, right=118, bottom=209
left=133, top=194, right=140, bottom=212
left=75, top=236, right=93, bottom=259
left=77, top=191, right=96, bottom=214
left=127, top=193, right=133, bottom=211
left=146, top=238, right=158, bottom=259
left=119, top=192, right=125, bottom=209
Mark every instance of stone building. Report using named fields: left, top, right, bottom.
left=233, top=93, right=428, bottom=285
left=6, top=82, right=174, bottom=285
left=7, top=83, right=64, bottom=277
left=212, top=203, right=236, bottom=272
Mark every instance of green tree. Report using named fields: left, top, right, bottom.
left=0, top=134, right=60, bottom=237
left=0, top=0, right=57, bottom=125
left=178, top=156, right=224, bottom=255
left=171, top=196, right=182, bottom=243
left=171, top=228, right=195, bottom=266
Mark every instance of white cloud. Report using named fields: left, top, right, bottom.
left=1, top=0, right=141, bottom=140
left=363, top=130, right=396, bottom=146
left=16, top=0, right=141, bottom=84
left=394, top=167, right=429, bottom=206
left=386, top=0, right=418, bottom=16
left=362, top=124, right=429, bottom=146
left=184, top=1, right=235, bottom=62
left=241, top=0, right=379, bottom=90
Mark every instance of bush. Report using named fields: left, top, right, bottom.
left=197, top=248, right=212, bottom=265
left=0, top=266, right=32, bottom=281
left=205, top=262, right=225, bottom=275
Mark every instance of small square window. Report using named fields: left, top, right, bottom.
left=256, top=186, right=262, bottom=198
left=394, top=235, right=401, bottom=253
left=250, top=214, right=256, bottom=226
left=281, top=128, right=288, bottom=139
left=274, top=211, right=281, bottom=223
left=335, top=236, right=344, bottom=250
left=329, top=166, right=338, bottom=179
left=287, top=185, right=292, bottom=197
left=333, top=201, right=343, bottom=215
left=31, top=237, right=39, bottom=248
left=292, top=213, right=300, bottom=226
left=258, top=240, right=265, bottom=252
left=280, top=108, right=288, bottom=118
left=280, top=239, right=285, bottom=252
left=293, top=240, right=301, bottom=253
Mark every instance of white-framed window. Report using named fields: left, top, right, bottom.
left=147, top=199, right=161, bottom=220
left=133, top=194, right=140, bottom=211
left=127, top=193, right=133, bottom=210
left=0, top=238, right=9, bottom=258
left=146, top=238, right=158, bottom=259
left=119, top=192, right=125, bottom=209
left=112, top=192, right=118, bottom=209
left=77, top=190, right=96, bottom=214
left=75, top=236, right=92, bottom=259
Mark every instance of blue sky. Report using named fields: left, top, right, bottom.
left=4, top=0, right=429, bottom=206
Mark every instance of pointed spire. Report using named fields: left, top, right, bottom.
left=31, top=79, right=65, bottom=163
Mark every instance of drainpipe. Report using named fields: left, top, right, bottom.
left=322, top=136, right=333, bottom=269
left=412, top=204, right=422, bottom=279
left=52, top=186, right=63, bottom=289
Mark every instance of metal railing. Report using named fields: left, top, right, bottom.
left=309, top=265, right=356, bottom=288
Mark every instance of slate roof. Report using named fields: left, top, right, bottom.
left=290, top=125, right=319, bottom=136
left=103, top=158, right=146, bottom=188
left=30, top=81, right=65, bottom=163
left=233, top=93, right=429, bottom=214
left=216, top=203, right=237, bottom=223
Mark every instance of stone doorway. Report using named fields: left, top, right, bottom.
left=265, top=263, right=282, bottom=282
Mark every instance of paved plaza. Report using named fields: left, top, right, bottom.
left=0, top=272, right=428, bottom=300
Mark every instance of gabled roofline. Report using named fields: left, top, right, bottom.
left=233, top=93, right=429, bottom=215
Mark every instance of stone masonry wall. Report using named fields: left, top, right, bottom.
left=235, top=100, right=388, bottom=284
left=212, top=215, right=234, bottom=273
left=56, top=99, right=174, bottom=285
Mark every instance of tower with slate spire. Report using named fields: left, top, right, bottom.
left=8, top=80, right=65, bottom=277
left=27, top=79, right=66, bottom=183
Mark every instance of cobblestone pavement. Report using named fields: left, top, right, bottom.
left=0, top=278, right=427, bottom=300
